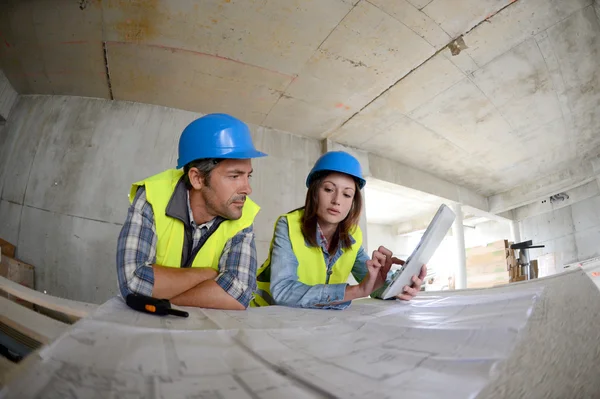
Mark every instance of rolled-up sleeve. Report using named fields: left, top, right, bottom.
left=116, top=187, right=156, bottom=298
left=216, top=225, right=258, bottom=308
left=270, top=218, right=350, bottom=309
left=351, top=246, right=369, bottom=284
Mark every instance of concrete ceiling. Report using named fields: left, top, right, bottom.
left=1, top=0, right=600, bottom=198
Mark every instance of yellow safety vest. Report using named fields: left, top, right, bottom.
left=130, top=169, right=260, bottom=270
left=252, top=208, right=362, bottom=307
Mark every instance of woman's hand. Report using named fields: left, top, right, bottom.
left=375, top=246, right=404, bottom=285
left=396, top=264, right=427, bottom=301
left=358, top=249, right=389, bottom=297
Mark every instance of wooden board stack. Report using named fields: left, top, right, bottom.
left=465, top=240, right=511, bottom=288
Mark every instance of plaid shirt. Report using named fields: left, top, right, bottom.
left=116, top=187, right=258, bottom=307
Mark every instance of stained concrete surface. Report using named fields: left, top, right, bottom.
left=17, top=205, right=122, bottom=304
left=0, top=0, right=600, bottom=299
left=2, top=0, right=598, bottom=199
left=0, top=95, right=322, bottom=302
left=513, top=180, right=600, bottom=222
left=0, top=200, right=21, bottom=246
left=0, top=97, right=45, bottom=205
left=489, top=156, right=599, bottom=214
left=520, top=194, right=600, bottom=266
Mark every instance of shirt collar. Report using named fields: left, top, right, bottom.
left=316, top=223, right=330, bottom=253
left=315, top=222, right=357, bottom=253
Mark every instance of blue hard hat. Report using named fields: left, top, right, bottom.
left=176, top=113, right=267, bottom=168
left=306, top=151, right=366, bottom=189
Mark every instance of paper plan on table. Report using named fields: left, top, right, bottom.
left=1, top=287, right=542, bottom=399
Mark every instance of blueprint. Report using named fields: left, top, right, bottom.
left=579, top=257, right=600, bottom=290
left=1, top=288, right=542, bottom=399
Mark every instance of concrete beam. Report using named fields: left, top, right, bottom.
left=463, top=205, right=514, bottom=223
left=394, top=211, right=509, bottom=236
left=368, top=152, right=489, bottom=212
left=488, top=155, right=600, bottom=214
left=326, top=140, right=489, bottom=213
left=0, top=70, right=18, bottom=121
left=512, top=180, right=600, bottom=221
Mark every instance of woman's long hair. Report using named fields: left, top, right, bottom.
left=299, top=172, right=363, bottom=254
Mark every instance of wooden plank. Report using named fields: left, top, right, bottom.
left=0, top=296, right=67, bottom=345
left=0, top=275, right=97, bottom=319
left=0, top=238, right=15, bottom=258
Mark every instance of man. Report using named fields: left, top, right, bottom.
left=116, top=113, right=267, bottom=310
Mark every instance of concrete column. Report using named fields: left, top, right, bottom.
left=451, top=203, right=467, bottom=289
left=510, top=220, right=521, bottom=243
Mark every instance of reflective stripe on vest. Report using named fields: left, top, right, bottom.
left=251, top=208, right=362, bottom=307
left=130, top=169, right=259, bottom=270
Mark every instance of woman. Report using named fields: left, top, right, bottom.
left=252, top=151, right=426, bottom=309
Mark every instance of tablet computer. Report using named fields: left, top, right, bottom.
left=381, top=204, right=456, bottom=299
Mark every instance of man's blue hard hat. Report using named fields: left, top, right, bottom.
left=176, top=113, right=267, bottom=168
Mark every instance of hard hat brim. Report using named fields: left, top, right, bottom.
left=306, top=169, right=366, bottom=189
left=176, top=149, right=267, bottom=169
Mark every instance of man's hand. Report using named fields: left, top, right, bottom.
left=396, top=264, right=427, bottom=301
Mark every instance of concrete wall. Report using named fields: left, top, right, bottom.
left=0, top=95, right=321, bottom=303
left=521, top=194, right=600, bottom=268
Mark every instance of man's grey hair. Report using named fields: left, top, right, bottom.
left=183, top=158, right=223, bottom=189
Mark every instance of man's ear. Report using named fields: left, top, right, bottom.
left=187, top=168, right=204, bottom=190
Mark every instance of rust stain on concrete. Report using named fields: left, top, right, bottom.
left=106, top=0, right=160, bottom=42
left=106, top=41, right=297, bottom=80
left=114, top=17, right=156, bottom=42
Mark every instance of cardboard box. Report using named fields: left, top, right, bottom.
left=0, top=237, right=16, bottom=258
left=466, top=239, right=511, bottom=289
left=465, top=240, right=508, bottom=257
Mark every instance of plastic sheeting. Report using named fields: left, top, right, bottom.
left=1, top=288, right=542, bottom=399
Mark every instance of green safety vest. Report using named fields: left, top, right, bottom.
left=252, top=208, right=361, bottom=306
left=130, top=169, right=259, bottom=270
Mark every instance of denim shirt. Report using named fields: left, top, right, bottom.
left=269, top=217, right=372, bottom=310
